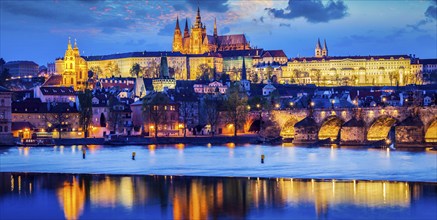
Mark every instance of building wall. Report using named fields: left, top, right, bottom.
left=0, top=92, right=13, bottom=145
left=188, top=56, right=223, bottom=80
left=4, top=61, right=39, bottom=78
left=283, top=56, right=420, bottom=86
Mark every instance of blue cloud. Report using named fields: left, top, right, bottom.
left=266, top=0, right=348, bottom=23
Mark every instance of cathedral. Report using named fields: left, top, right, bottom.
left=172, top=7, right=251, bottom=54
left=55, top=38, right=88, bottom=91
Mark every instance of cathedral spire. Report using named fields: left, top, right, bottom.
left=74, top=38, right=78, bottom=49
left=175, top=16, right=180, bottom=30
left=323, top=39, right=328, bottom=51
left=184, top=18, right=190, bottom=38
left=213, top=17, right=218, bottom=37
left=194, top=6, right=202, bottom=28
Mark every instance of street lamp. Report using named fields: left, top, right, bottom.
left=310, top=101, right=315, bottom=108
left=290, top=102, right=294, bottom=109
left=275, top=103, right=280, bottom=109
left=331, top=99, right=335, bottom=109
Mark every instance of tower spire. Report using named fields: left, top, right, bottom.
left=316, top=38, right=321, bottom=49
left=194, top=6, right=202, bottom=28
left=184, top=18, right=190, bottom=38
left=323, top=39, right=328, bottom=50
left=67, top=37, right=72, bottom=49
left=74, top=38, right=78, bottom=48
left=213, top=17, right=218, bottom=37
left=175, top=16, right=180, bottom=30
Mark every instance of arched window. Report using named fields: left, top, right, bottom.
left=71, top=78, right=74, bottom=84
left=70, top=63, right=73, bottom=69
left=0, top=126, right=3, bottom=132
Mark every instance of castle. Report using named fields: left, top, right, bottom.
left=172, top=7, right=251, bottom=54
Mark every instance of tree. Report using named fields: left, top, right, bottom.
left=89, top=66, right=103, bottom=79
left=143, top=60, right=159, bottom=78
left=100, top=113, right=106, bottom=127
left=44, top=103, right=74, bottom=139
left=78, top=89, right=93, bottom=138
left=224, top=83, right=248, bottom=136
left=293, top=69, right=300, bottom=84
left=130, top=63, right=141, bottom=78
left=314, top=70, right=322, bottom=86
left=266, top=65, right=273, bottom=81
left=197, top=64, right=213, bottom=81
left=204, top=97, right=220, bottom=136
left=0, top=68, right=10, bottom=87
left=250, top=72, right=259, bottom=83
left=388, top=71, right=397, bottom=86
left=108, top=96, right=124, bottom=134
left=143, top=92, right=170, bottom=138
left=179, top=98, right=195, bottom=138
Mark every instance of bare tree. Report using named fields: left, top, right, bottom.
left=224, top=83, right=249, bottom=136
left=143, top=92, right=170, bottom=137
left=204, top=97, right=220, bottom=136
left=179, top=100, right=194, bottom=137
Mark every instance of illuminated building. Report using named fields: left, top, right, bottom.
left=282, top=39, right=422, bottom=86
left=152, top=56, right=176, bottom=92
left=55, top=38, right=88, bottom=91
left=172, top=7, right=250, bottom=54
left=3, top=61, right=39, bottom=78
left=0, top=86, right=13, bottom=144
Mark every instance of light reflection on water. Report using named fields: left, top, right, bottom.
left=1, top=173, right=436, bottom=220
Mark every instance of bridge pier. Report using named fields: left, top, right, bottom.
left=340, top=118, right=366, bottom=144
left=293, top=117, right=318, bottom=144
left=395, top=116, right=425, bottom=145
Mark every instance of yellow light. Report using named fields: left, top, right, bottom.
left=256, top=104, right=260, bottom=108
left=386, top=139, right=391, bottom=144
left=178, top=124, right=184, bottom=128
left=275, top=104, right=280, bottom=108
left=311, top=102, right=315, bottom=107
left=290, top=102, right=294, bottom=106
left=247, top=106, right=251, bottom=110
left=331, top=100, right=335, bottom=104
left=150, top=125, right=154, bottom=129
left=228, top=124, right=233, bottom=128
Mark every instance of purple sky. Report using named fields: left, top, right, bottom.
left=1, top=0, right=436, bottom=66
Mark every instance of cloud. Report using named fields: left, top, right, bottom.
left=260, top=16, right=264, bottom=23
left=279, top=23, right=291, bottom=28
left=425, top=5, right=436, bottom=20
left=186, top=0, right=230, bottom=12
left=265, top=0, right=348, bottom=23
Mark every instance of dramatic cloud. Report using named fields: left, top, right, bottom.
left=279, top=23, right=291, bottom=28
left=186, top=0, right=229, bottom=12
left=266, top=0, right=348, bottom=23
left=425, top=5, right=436, bottom=20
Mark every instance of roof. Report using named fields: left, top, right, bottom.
left=219, top=49, right=264, bottom=58
left=12, top=122, right=36, bottom=131
left=262, top=50, right=287, bottom=58
left=83, top=51, right=185, bottom=61
left=12, top=99, right=78, bottom=113
left=0, top=86, right=11, bottom=93
left=290, top=55, right=411, bottom=62
left=4, top=61, right=39, bottom=66
left=419, top=59, right=437, bottom=65
left=42, top=75, right=62, bottom=86
left=40, top=86, right=75, bottom=96
left=216, top=34, right=247, bottom=46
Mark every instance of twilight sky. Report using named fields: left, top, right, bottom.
left=1, top=0, right=436, bottom=66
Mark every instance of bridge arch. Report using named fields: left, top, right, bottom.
left=248, top=119, right=261, bottom=132
left=425, top=119, right=437, bottom=143
left=367, top=115, right=397, bottom=141
left=280, top=117, right=300, bottom=138
left=318, top=116, right=344, bottom=141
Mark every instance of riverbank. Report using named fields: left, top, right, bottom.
left=53, top=134, right=259, bottom=146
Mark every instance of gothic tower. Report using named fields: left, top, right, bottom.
left=190, top=7, right=207, bottom=54
left=315, top=38, right=323, bottom=58
left=322, top=39, right=328, bottom=57
left=172, top=16, right=183, bottom=52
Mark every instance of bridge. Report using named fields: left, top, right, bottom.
left=246, top=106, right=437, bottom=145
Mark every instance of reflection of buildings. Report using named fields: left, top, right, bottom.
left=57, top=177, right=86, bottom=220
left=1, top=173, right=435, bottom=219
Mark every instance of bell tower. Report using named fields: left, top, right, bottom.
left=315, top=38, right=322, bottom=58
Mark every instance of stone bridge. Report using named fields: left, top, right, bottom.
left=246, top=106, right=437, bottom=145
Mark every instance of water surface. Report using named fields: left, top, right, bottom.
left=0, top=144, right=436, bottom=182
left=1, top=173, right=436, bottom=220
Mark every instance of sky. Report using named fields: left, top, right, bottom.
left=1, top=0, right=436, bottom=66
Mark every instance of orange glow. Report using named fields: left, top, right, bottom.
left=57, top=178, right=85, bottom=220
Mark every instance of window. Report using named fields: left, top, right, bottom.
left=4, top=126, right=7, bottom=132
left=0, top=99, right=3, bottom=106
